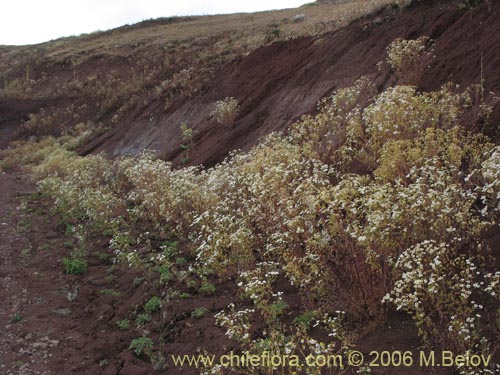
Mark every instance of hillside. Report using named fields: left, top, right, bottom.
left=2, top=0, right=500, bottom=166
left=0, top=0, right=393, bottom=152
left=1, top=0, right=499, bottom=375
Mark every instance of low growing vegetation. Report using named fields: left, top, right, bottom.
left=2, top=36, right=499, bottom=374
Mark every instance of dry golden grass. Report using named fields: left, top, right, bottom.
left=3, top=0, right=394, bottom=60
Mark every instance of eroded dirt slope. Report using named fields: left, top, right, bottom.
left=80, top=0, right=500, bottom=167
left=1, top=1, right=499, bottom=166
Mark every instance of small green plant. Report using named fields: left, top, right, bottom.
left=268, top=300, right=288, bottom=320
left=133, top=276, right=144, bottom=287
left=64, top=225, right=75, bottom=236
left=62, top=257, right=87, bottom=275
left=294, top=310, right=316, bottom=329
left=211, top=97, right=240, bottom=127
left=109, top=232, right=133, bottom=254
left=129, top=336, right=154, bottom=357
left=98, top=289, right=121, bottom=297
left=95, top=252, right=109, bottom=261
left=135, top=313, right=152, bottom=326
left=38, top=244, right=50, bottom=252
left=16, top=220, right=30, bottom=233
left=102, top=228, right=113, bottom=237
left=116, top=319, right=130, bottom=330
left=186, top=279, right=197, bottom=289
left=157, top=266, right=172, bottom=284
left=191, top=307, right=209, bottom=319
left=199, top=281, right=216, bottom=296
left=104, top=274, right=115, bottom=284
left=10, top=313, right=23, bottom=324
left=144, top=296, right=162, bottom=314
left=179, top=122, right=193, bottom=162
left=175, top=257, right=187, bottom=265
left=20, top=245, right=32, bottom=257
left=161, top=240, right=178, bottom=258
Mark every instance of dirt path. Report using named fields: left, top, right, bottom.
left=0, top=172, right=106, bottom=374
left=0, top=172, right=56, bottom=374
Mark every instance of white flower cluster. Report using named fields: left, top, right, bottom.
left=35, top=151, right=125, bottom=227
left=238, top=262, right=281, bottom=305
left=484, top=272, right=500, bottom=298
left=214, top=303, right=255, bottom=343
left=211, top=97, right=240, bottom=127
left=478, top=146, right=500, bottom=216
left=386, top=36, right=432, bottom=83
left=383, top=239, right=492, bottom=356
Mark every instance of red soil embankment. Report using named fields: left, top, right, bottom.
left=80, top=0, right=500, bottom=167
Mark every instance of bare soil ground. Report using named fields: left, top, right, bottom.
left=0, top=172, right=103, bottom=374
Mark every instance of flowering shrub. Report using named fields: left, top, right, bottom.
left=363, top=85, right=460, bottom=154
left=119, top=151, right=209, bottom=235
left=212, top=305, right=348, bottom=375
left=289, top=77, right=375, bottom=169
left=383, top=240, right=487, bottom=351
left=35, top=151, right=125, bottom=228
left=0, top=138, right=62, bottom=172
left=211, top=97, right=240, bottom=127
left=386, top=36, right=431, bottom=84
left=212, top=262, right=349, bottom=375
left=478, top=146, right=500, bottom=217
left=375, top=126, right=491, bottom=183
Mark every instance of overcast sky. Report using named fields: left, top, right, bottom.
left=1, top=0, right=309, bottom=46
